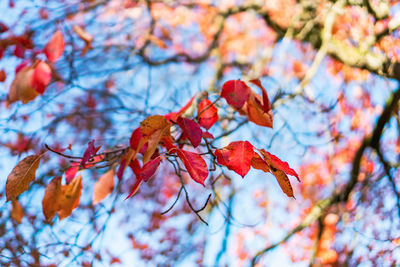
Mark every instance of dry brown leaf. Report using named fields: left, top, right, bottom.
left=11, top=200, right=24, bottom=223
left=42, top=176, right=62, bottom=222
left=140, top=115, right=171, bottom=163
left=271, top=169, right=294, bottom=198
left=92, top=169, right=115, bottom=205
left=6, top=155, right=42, bottom=201
left=58, top=175, right=83, bottom=220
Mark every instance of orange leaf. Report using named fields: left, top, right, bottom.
left=11, top=200, right=24, bottom=223
left=246, top=91, right=273, bottom=128
left=92, top=169, right=115, bottom=205
left=42, top=176, right=62, bottom=222
left=6, top=154, right=41, bottom=201
left=140, top=115, right=171, bottom=163
left=58, top=175, right=83, bottom=220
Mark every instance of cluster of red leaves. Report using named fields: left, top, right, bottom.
left=5, top=79, right=299, bottom=222
left=7, top=30, right=65, bottom=105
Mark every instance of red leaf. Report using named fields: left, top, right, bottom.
left=117, top=158, right=127, bottom=180
left=31, top=61, right=51, bottom=94
left=198, top=98, right=218, bottom=130
left=44, top=30, right=65, bottom=62
left=130, top=127, right=141, bottom=150
left=177, top=117, right=202, bottom=148
left=14, top=44, right=25, bottom=58
left=261, top=150, right=300, bottom=182
left=161, top=136, right=177, bottom=153
left=129, top=158, right=141, bottom=177
left=165, top=96, right=195, bottom=122
left=0, top=69, right=6, bottom=82
left=125, top=178, right=143, bottom=199
left=139, top=157, right=162, bottom=182
left=215, top=141, right=254, bottom=177
left=0, top=22, right=9, bottom=33
left=65, top=164, right=79, bottom=184
left=81, top=140, right=101, bottom=168
left=177, top=149, right=208, bottom=186
left=249, top=79, right=271, bottom=112
left=202, top=131, right=214, bottom=139
left=221, top=80, right=250, bottom=109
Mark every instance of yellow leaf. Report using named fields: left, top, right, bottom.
left=92, top=169, right=115, bottom=205
left=42, top=176, right=62, bottom=222
left=58, top=175, right=83, bottom=220
left=11, top=200, right=24, bottom=223
left=6, top=155, right=42, bottom=201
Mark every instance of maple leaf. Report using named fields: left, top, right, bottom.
left=44, top=30, right=65, bottom=62
left=57, top=175, right=83, bottom=220
left=6, top=154, right=42, bottom=201
left=177, top=117, right=202, bottom=148
left=139, top=157, right=162, bottom=182
left=81, top=140, right=101, bottom=168
left=215, top=141, right=254, bottom=177
left=177, top=149, right=208, bottom=186
left=92, top=169, right=115, bottom=205
left=11, top=200, right=24, bottom=223
left=31, top=61, right=51, bottom=94
left=221, top=80, right=250, bottom=109
left=197, top=98, right=218, bottom=130
left=42, top=176, right=62, bottom=222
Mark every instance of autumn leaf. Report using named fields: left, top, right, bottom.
left=125, top=159, right=143, bottom=199
left=92, top=169, right=115, bottom=205
left=9, top=65, right=38, bottom=104
left=177, top=149, right=208, bottom=186
left=6, top=154, right=42, bottom=201
left=31, top=61, right=51, bottom=94
left=259, top=149, right=300, bottom=182
left=249, top=79, right=271, bottom=113
left=251, top=153, right=270, bottom=172
left=58, top=175, right=83, bottom=220
left=197, top=98, right=218, bottom=130
left=81, top=140, right=101, bottom=168
left=139, top=157, right=162, bottom=182
left=11, top=200, right=24, bottom=223
left=177, top=117, right=202, bottom=148
left=0, top=69, right=6, bottom=82
left=44, top=30, right=65, bottom=62
left=245, top=91, right=273, bottom=128
left=165, top=96, right=195, bottom=122
left=140, top=115, right=171, bottom=163
left=215, top=141, right=254, bottom=177
left=65, top=164, right=79, bottom=184
left=221, top=80, right=250, bottom=109
left=202, top=131, right=214, bottom=139
left=42, top=176, right=62, bottom=222
left=272, top=169, right=294, bottom=198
